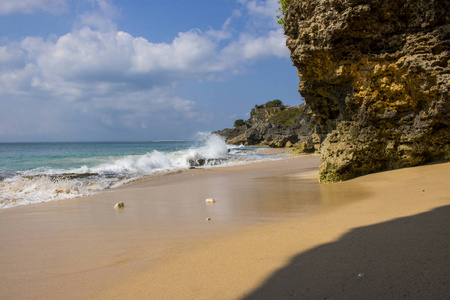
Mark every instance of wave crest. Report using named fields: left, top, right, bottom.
left=0, top=134, right=275, bottom=209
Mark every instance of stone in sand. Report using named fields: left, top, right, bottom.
left=206, top=217, right=211, bottom=221
left=205, top=198, right=216, bottom=203
left=114, top=202, right=125, bottom=209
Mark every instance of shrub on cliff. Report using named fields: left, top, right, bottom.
left=265, top=99, right=285, bottom=108
left=233, top=119, right=246, bottom=127
left=277, top=0, right=294, bottom=25
left=269, top=106, right=305, bottom=126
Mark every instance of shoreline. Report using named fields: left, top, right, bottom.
left=0, top=143, right=290, bottom=210
left=0, top=155, right=448, bottom=299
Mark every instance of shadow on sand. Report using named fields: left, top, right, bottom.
left=243, top=205, right=450, bottom=299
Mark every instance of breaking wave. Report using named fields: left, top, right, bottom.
left=0, top=134, right=281, bottom=209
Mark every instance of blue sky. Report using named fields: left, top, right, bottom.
left=0, top=0, right=302, bottom=142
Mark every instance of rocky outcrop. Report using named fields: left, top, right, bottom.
left=215, top=105, right=317, bottom=150
left=284, top=0, right=450, bottom=182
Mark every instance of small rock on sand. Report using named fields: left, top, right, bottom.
left=114, top=202, right=125, bottom=209
left=205, top=198, right=216, bottom=203
left=206, top=217, right=211, bottom=221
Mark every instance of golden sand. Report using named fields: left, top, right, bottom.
left=0, top=156, right=448, bottom=299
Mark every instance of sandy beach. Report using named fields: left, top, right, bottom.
left=0, top=155, right=449, bottom=299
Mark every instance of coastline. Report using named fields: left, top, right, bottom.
left=0, top=155, right=448, bottom=299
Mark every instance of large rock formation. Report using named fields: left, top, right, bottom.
left=215, top=105, right=317, bottom=150
left=284, top=0, right=450, bottom=182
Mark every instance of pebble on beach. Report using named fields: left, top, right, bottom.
left=206, top=217, right=211, bottom=221
left=114, top=202, right=125, bottom=209
left=205, top=198, right=216, bottom=203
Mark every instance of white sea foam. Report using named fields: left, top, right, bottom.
left=1, top=176, right=80, bottom=208
left=0, top=134, right=283, bottom=209
left=87, top=150, right=174, bottom=174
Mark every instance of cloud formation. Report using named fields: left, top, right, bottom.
left=0, top=0, right=67, bottom=14
left=0, top=0, right=289, bottom=141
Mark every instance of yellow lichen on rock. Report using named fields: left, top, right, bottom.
left=284, top=0, right=450, bottom=182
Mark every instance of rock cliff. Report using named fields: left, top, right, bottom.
left=284, top=0, right=450, bottom=182
left=215, top=105, right=317, bottom=150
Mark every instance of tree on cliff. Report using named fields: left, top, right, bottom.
left=265, top=99, right=285, bottom=108
left=234, top=119, right=246, bottom=127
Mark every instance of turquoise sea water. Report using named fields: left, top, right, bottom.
left=0, top=141, right=195, bottom=175
left=0, top=134, right=280, bottom=209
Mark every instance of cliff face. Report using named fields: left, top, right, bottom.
left=284, top=0, right=450, bottom=182
left=215, top=105, right=317, bottom=150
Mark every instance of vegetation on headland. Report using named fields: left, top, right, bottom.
left=250, top=99, right=287, bottom=118
left=253, top=99, right=285, bottom=110
left=263, top=99, right=285, bottom=108
left=269, top=105, right=305, bottom=126
left=218, top=99, right=314, bottom=150
left=234, top=99, right=305, bottom=127
left=233, top=119, right=246, bottom=127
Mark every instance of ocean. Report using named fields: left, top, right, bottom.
left=0, top=134, right=282, bottom=209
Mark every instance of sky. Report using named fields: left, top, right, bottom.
left=0, top=0, right=302, bottom=142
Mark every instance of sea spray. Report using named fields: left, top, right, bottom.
left=171, top=134, right=229, bottom=167
left=0, top=134, right=284, bottom=209
left=85, top=150, right=175, bottom=175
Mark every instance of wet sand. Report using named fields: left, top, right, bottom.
left=0, top=156, right=449, bottom=299
left=255, top=147, right=291, bottom=154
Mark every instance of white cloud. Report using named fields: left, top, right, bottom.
left=0, top=0, right=290, bottom=141
left=0, top=0, right=67, bottom=14
left=0, top=44, right=24, bottom=67
left=2, top=21, right=287, bottom=100
left=130, top=30, right=219, bottom=74
left=85, top=90, right=198, bottom=128
left=222, top=28, right=288, bottom=61
left=243, top=0, right=279, bottom=18
left=6, top=28, right=223, bottom=101
left=74, top=0, right=118, bottom=32
left=236, top=0, right=280, bottom=27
